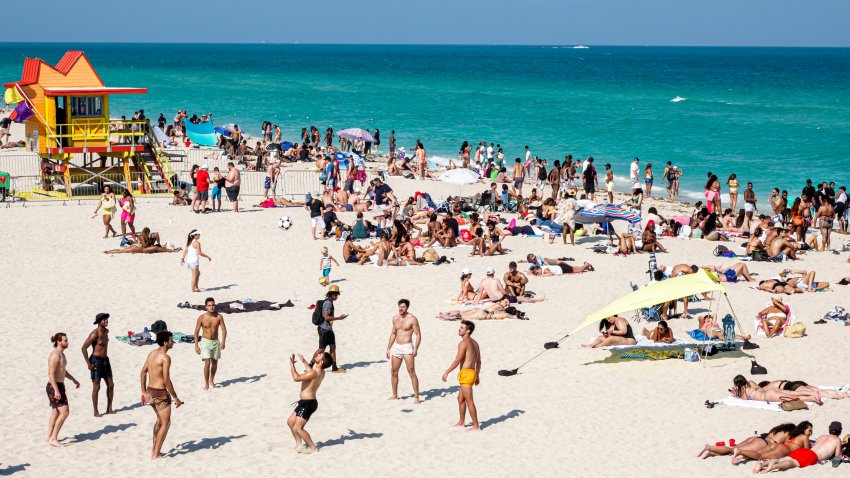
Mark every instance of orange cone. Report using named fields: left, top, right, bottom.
left=137, top=174, right=143, bottom=194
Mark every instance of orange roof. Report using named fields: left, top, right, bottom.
left=3, top=50, right=105, bottom=88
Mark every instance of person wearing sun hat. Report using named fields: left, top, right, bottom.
left=315, top=285, right=347, bottom=373
left=81, top=312, right=114, bottom=416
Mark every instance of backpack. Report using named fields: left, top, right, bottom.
left=751, top=249, right=770, bottom=262
left=311, top=300, right=326, bottom=326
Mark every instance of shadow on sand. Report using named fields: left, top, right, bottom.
left=112, top=402, right=145, bottom=413
left=71, top=422, right=137, bottom=443
left=217, top=374, right=267, bottom=388
left=316, top=429, right=383, bottom=449
left=203, top=284, right=238, bottom=292
left=0, top=464, right=30, bottom=476
left=341, top=359, right=386, bottom=370
left=480, top=409, right=525, bottom=430
left=414, top=385, right=460, bottom=402
left=166, top=434, right=247, bottom=457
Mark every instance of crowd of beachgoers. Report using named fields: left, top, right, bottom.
left=18, top=109, right=850, bottom=471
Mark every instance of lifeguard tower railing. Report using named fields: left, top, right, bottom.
left=17, top=119, right=178, bottom=201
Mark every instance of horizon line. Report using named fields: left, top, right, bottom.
left=0, top=41, right=849, bottom=49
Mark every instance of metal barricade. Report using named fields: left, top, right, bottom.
left=0, top=153, right=42, bottom=177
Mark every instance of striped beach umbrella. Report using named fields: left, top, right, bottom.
left=575, top=204, right=641, bottom=224
left=337, top=128, right=376, bottom=143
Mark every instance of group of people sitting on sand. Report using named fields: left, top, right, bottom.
left=698, top=418, right=849, bottom=472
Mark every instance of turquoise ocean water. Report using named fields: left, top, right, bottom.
left=1, top=43, right=848, bottom=198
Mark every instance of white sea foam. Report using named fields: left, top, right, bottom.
left=671, top=96, right=687, bottom=103
left=572, top=45, right=589, bottom=49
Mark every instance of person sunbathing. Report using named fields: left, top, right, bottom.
left=103, top=228, right=180, bottom=254
left=436, top=297, right=525, bottom=321
left=641, top=320, right=674, bottom=343
left=700, top=262, right=754, bottom=282
left=697, top=423, right=795, bottom=459
left=757, top=279, right=802, bottom=295
left=253, top=197, right=305, bottom=207
left=423, top=222, right=456, bottom=248
left=746, top=227, right=765, bottom=255
left=582, top=316, right=637, bottom=348
left=453, top=269, right=477, bottom=303
left=779, top=269, right=830, bottom=293
left=386, top=235, right=425, bottom=266
left=758, top=380, right=850, bottom=400
left=731, top=421, right=812, bottom=464
left=695, top=314, right=752, bottom=341
left=613, top=232, right=638, bottom=256
left=730, top=375, right=832, bottom=404
left=483, top=222, right=507, bottom=256
left=641, top=221, right=668, bottom=252
left=529, top=262, right=594, bottom=276
left=757, top=295, right=790, bottom=338
left=753, top=423, right=846, bottom=473
left=172, top=188, right=191, bottom=206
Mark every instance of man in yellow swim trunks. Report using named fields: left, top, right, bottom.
left=442, top=320, right=482, bottom=430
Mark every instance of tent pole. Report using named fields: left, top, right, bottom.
left=723, top=293, right=747, bottom=334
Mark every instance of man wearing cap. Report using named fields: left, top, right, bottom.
left=754, top=421, right=844, bottom=473
left=315, top=285, right=347, bottom=373
left=194, top=298, right=228, bottom=390
left=474, top=266, right=507, bottom=302
left=194, top=164, right=210, bottom=213
left=81, top=313, right=114, bottom=416
left=503, top=261, right=528, bottom=297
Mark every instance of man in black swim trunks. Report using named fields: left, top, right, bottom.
left=287, top=350, right=333, bottom=454
left=81, top=313, right=114, bottom=417
left=315, top=285, right=347, bottom=373
left=583, top=157, right=597, bottom=201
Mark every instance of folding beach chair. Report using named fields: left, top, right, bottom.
left=629, top=282, right=664, bottom=323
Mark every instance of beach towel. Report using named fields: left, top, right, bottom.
left=607, top=336, right=696, bottom=350
left=687, top=329, right=722, bottom=342
left=712, top=386, right=847, bottom=411
left=753, top=302, right=796, bottom=337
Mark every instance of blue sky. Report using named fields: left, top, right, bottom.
left=28, top=0, right=850, bottom=46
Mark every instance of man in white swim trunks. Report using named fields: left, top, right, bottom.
left=193, top=297, right=227, bottom=390
left=744, top=182, right=757, bottom=220
left=385, top=299, right=421, bottom=403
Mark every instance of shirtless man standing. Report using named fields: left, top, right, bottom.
left=753, top=421, right=844, bottom=473
left=503, top=261, right=528, bottom=297
left=386, top=299, right=421, bottom=403
left=287, top=351, right=333, bottom=454
left=442, top=320, right=482, bottom=430
left=474, top=266, right=507, bottom=302
left=47, top=333, right=80, bottom=447
left=512, top=158, right=524, bottom=196
left=81, top=313, right=114, bottom=416
left=140, top=331, right=183, bottom=460
left=193, top=297, right=228, bottom=390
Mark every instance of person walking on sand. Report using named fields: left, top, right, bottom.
left=315, top=285, right=347, bottom=373
left=181, top=229, right=211, bottom=292
left=442, top=320, right=482, bottom=430
left=46, top=333, right=80, bottom=447
left=318, top=246, right=339, bottom=286
left=193, top=298, right=227, bottom=390
left=287, top=351, right=332, bottom=454
left=92, top=185, right=118, bottom=238
left=140, top=331, right=183, bottom=460
left=81, top=313, right=114, bottom=416
left=386, top=299, right=421, bottom=403
left=119, top=190, right=136, bottom=237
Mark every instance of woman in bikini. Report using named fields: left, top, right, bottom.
left=615, top=232, right=638, bottom=256
left=731, top=421, right=812, bottom=464
left=731, top=376, right=828, bottom=404
left=436, top=297, right=524, bottom=321
left=103, top=228, right=180, bottom=254
left=582, top=315, right=637, bottom=348
left=454, top=270, right=476, bottom=303
left=93, top=185, right=118, bottom=238
left=779, top=269, right=830, bottom=293
left=758, top=380, right=850, bottom=400
left=727, top=174, right=739, bottom=211
left=641, top=220, right=668, bottom=252
left=757, top=279, right=801, bottom=295
left=698, top=423, right=794, bottom=459
left=641, top=320, right=673, bottom=343
left=756, top=295, right=791, bottom=337
left=483, top=221, right=506, bottom=256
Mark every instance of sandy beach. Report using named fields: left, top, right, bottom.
left=2, top=147, right=850, bottom=476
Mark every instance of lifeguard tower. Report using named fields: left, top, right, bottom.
left=3, top=50, right=175, bottom=199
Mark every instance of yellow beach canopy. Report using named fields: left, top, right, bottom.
left=571, top=269, right=725, bottom=335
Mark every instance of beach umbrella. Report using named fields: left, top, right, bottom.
left=265, top=143, right=280, bottom=152
left=337, top=128, right=376, bottom=143
left=280, top=141, right=294, bottom=151
left=438, top=168, right=479, bottom=185
left=574, top=204, right=641, bottom=244
left=214, top=123, right=235, bottom=137
left=333, top=152, right=347, bottom=162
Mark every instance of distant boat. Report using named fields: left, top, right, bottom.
left=572, top=45, right=589, bottom=49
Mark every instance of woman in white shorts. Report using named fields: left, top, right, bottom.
left=180, top=229, right=212, bottom=292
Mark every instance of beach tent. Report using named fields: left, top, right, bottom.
left=571, top=269, right=725, bottom=335
left=183, top=121, right=217, bottom=147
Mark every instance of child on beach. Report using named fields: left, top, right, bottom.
left=319, top=246, right=339, bottom=286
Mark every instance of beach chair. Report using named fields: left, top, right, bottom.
left=753, top=302, right=796, bottom=337
left=629, top=282, right=664, bottom=323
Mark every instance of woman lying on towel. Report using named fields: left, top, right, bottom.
left=529, top=262, right=594, bottom=276
left=103, top=228, right=181, bottom=254
left=730, top=375, right=849, bottom=405
left=697, top=314, right=751, bottom=341
left=730, top=421, right=812, bottom=464
left=436, top=297, right=526, bottom=321
left=757, top=295, right=790, bottom=338
left=757, top=379, right=850, bottom=400
left=777, top=269, right=830, bottom=293
left=641, top=320, right=674, bottom=343
left=697, top=422, right=795, bottom=459
left=582, top=316, right=637, bottom=348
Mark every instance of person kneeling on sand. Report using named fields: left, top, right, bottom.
left=582, top=316, right=637, bottom=348
left=753, top=421, right=844, bottom=473
left=287, top=351, right=332, bottom=454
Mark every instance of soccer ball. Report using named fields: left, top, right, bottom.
left=279, top=216, right=292, bottom=229
left=319, top=277, right=329, bottom=286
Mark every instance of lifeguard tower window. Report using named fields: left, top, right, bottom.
left=70, top=96, right=103, bottom=118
